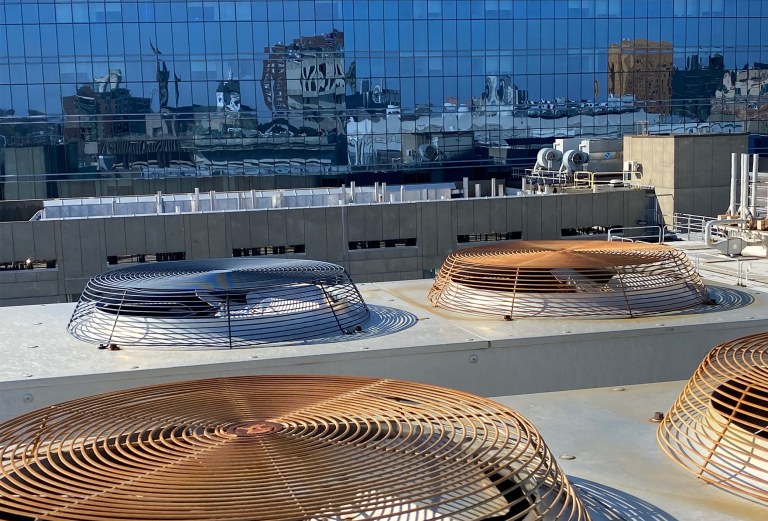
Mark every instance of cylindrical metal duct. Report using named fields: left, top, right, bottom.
left=729, top=153, right=738, bottom=215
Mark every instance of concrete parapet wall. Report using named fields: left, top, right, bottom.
left=0, top=190, right=647, bottom=306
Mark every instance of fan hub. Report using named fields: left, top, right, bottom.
left=226, top=420, right=284, bottom=437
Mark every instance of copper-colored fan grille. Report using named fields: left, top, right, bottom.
left=428, top=241, right=708, bottom=318
left=0, top=375, right=589, bottom=521
left=658, top=333, right=768, bottom=503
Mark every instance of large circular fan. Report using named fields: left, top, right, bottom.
left=67, top=258, right=369, bottom=349
left=428, top=240, right=708, bottom=318
left=0, top=375, right=589, bottom=521
left=658, top=333, right=768, bottom=503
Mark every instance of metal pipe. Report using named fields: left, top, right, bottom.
left=194, top=187, right=200, bottom=212
left=729, top=153, right=738, bottom=215
left=704, top=218, right=746, bottom=249
left=475, top=184, right=481, bottom=198
left=463, top=177, right=469, bottom=199
left=740, top=153, right=750, bottom=218
left=350, top=181, right=356, bottom=204
left=751, top=154, right=759, bottom=218
left=491, top=178, right=496, bottom=197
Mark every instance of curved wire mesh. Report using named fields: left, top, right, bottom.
left=658, top=333, right=768, bottom=503
left=67, top=258, right=369, bottom=349
left=428, top=241, right=708, bottom=318
left=0, top=375, right=590, bottom=521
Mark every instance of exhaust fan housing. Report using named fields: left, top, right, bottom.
left=428, top=241, right=708, bottom=318
left=67, top=258, right=369, bottom=349
left=0, top=375, right=589, bottom=521
left=658, top=333, right=768, bottom=503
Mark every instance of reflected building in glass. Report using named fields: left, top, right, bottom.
left=1, top=1, right=767, bottom=198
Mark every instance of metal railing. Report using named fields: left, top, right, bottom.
left=672, top=213, right=717, bottom=241
left=607, top=225, right=663, bottom=243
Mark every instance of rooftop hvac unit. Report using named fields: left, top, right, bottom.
left=67, top=258, right=369, bottom=349
left=534, top=147, right=563, bottom=171
left=428, top=241, right=709, bottom=318
left=658, top=333, right=768, bottom=502
left=561, top=149, right=590, bottom=172
left=0, top=375, right=589, bottom=521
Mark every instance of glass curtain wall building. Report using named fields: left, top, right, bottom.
left=1, top=1, right=768, bottom=197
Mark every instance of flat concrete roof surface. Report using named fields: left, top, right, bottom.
left=3, top=276, right=768, bottom=422
left=495, top=382, right=766, bottom=521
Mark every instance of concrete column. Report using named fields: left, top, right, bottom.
left=463, top=177, right=469, bottom=199
left=729, top=153, right=738, bottom=216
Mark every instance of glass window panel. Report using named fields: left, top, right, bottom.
left=204, top=22, right=222, bottom=53
left=6, top=26, right=24, bottom=58
left=22, top=4, right=38, bottom=24
left=90, top=23, right=108, bottom=56
left=10, top=64, right=27, bottom=84
left=220, top=2, right=236, bottom=21
left=188, top=22, right=205, bottom=54
left=55, top=4, right=72, bottom=24
left=23, top=25, right=42, bottom=57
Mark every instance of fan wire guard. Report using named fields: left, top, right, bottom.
left=427, top=241, right=708, bottom=318
left=658, top=333, right=768, bottom=503
left=67, top=258, right=370, bottom=349
left=0, top=375, right=590, bottom=521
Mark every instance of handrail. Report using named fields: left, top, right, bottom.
left=608, top=225, right=663, bottom=243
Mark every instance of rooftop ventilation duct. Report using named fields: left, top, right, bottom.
left=0, top=375, right=589, bottom=521
left=67, top=259, right=369, bottom=349
left=561, top=150, right=589, bottom=173
left=658, top=333, right=768, bottom=503
left=534, top=147, right=563, bottom=172
left=428, top=241, right=709, bottom=318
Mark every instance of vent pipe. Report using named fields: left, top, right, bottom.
left=729, top=153, right=738, bottom=215
left=194, top=188, right=200, bottom=212
left=463, top=177, right=469, bottom=199
left=156, top=191, right=163, bottom=214
left=491, top=178, right=496, bottom=197
left=751, top=154, right=759, bottom=218
left=475, top=184, right=481, bottom=198
left=740, top=154, right=750, bottom=218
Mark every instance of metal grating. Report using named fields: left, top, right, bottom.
left=0, top=375, right=590, bottom=521
left=658, top=333, right=768, bottom=503
left=428, top=240, right=709, bottom=318
left=67, top=258, right=369, bottom=349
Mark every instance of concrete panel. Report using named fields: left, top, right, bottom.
left=230, top=212, right=251, bottom=249
left=248, top=211, right=269, bottom=248
left=324, top=208, right=344, bottom=262
left=693, top=136, right=714, bottom=188
left=266, top=209, right=287, bottom=246
left=188, top=214, right=210, bottom=259
left=576, top=193, right=592, bottom=228
left=78, top=219, right=104, bottom=278
left=207, top=213, right=227, bottom=259
left=674, top=137, right=695, bottom=189
left=11, top=222, right=34, bottom=262
left=607, top=191, right=624, bottom=226
left=346, top=205, right=366, bottom=242
left=364, top=205, right=383, bottom=241
left=506, top=197, right=522, bottom=234
left=472, top=199, right=491, bottom=234
left=540, top=195, right=558, bottom=240
left=164, top=215, right=186, bottom=253
left=674, top=188, right=695, bottom=217
left=489, top=198, right=507, bottom=234
left=626, top=191, right=647, bottom=227
left=32, top=221, right=55, bottom=261
left=0, top=225, right=15, bottom=263
left=103, top=218, right=127, bottom=256
left=284, top=209, right=305, bottom=245
left=144, top=216, right=167, bottom=254
left=711, top=147, right=733, bottom=188
left=420, top=202, right=438, bottom=257
left=456, top=200, right=474, bottom=235
left=381, top=205, right=400, bottom=241
left=711, top=187, right=730, bottom=218
left=592, top=192, right=609, bottom=228
left=523, top=197, right=542, bottom=239
left=435, top=201, right=454, bottom=257
left=692, top=187, right=714, bottom=218
left=60, top=220, right=83, bottom=278
left=304, top=208, right=328, bottom=260
left=399, top=203, right=417, bottom=239
left=124, top=217, right=147, bottom=255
